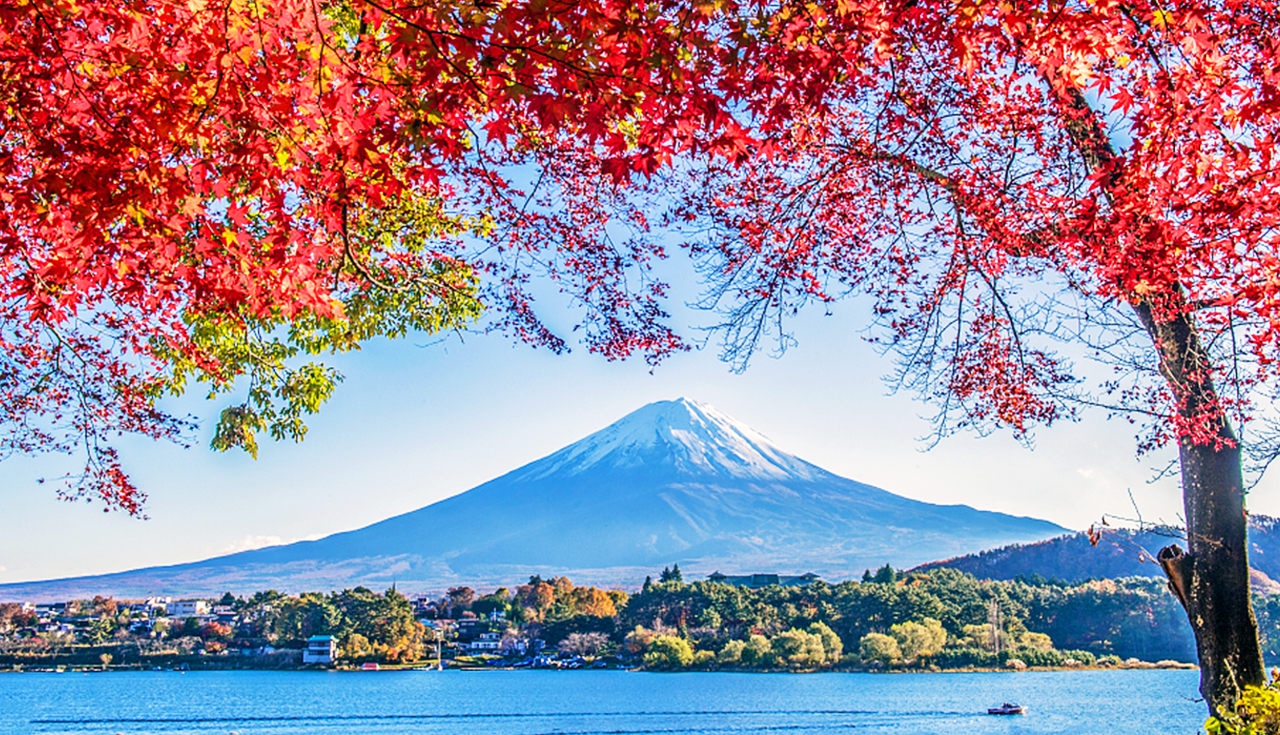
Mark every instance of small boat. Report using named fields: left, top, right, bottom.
left=988, top=703, right=1027, bottom=715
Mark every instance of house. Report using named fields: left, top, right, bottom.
left=33, top=602, right=66, bottom=617
left=302, top=635, right=336, bottom=664
left=705, top=571, right=822, bottom=588
left=454, top=618, right=484, bottom=640
left=166, top=600, right=210, bottom=618
left=412, top=596, right=435, bottom=617
left=143, top=597, right=171, bottom=613
left=211, top=605, right=238, bottom=624
left=468, top=631, right=503, bottom=653
left=35, top=621, right=75, bottom=634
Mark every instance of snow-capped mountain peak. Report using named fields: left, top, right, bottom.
left=520, top=398, right=824, bottom=481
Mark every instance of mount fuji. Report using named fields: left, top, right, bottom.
left=1, top=399, right=1069, bottom=599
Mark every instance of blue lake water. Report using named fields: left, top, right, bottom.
left=0, top=669, right=1206, bottom=735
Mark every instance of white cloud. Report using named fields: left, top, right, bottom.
left=220, top=535, right=285, bottom=554
left=219, top=533, right=327, bottom=555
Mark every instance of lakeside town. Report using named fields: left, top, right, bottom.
left=0, top=566, right=1223, bottom=674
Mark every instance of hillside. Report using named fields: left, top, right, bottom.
left=0, top=399, right=1069, bottom=600
left=913, top=515, right=1280, bottom=591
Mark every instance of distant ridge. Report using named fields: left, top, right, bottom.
left=1, top=398, right=1069, bottom=600
left=912, top=515, right=1280, bottom=591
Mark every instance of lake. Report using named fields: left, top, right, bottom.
left=0, top=669, right=1206, bottom=735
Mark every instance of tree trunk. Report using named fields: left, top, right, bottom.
left=1134, top=294, right=1265, bottom=716
left=1048, top=72, right=1263, bottom=716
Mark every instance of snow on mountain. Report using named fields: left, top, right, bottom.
left=519, top=398, right=823, bottom=481
left=0, top=398, right=1072, bottom=600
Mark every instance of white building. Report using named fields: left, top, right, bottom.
left=468, top=631, right=503, bottom=653
left=166, top=600, right=209, bottom=617
left=303, top=635, right=336, bottom=664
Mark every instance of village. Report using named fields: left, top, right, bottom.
left=0, top=591, right=573, bottom=671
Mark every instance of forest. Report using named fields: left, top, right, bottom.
left=4, top=567, right=1254, bottom=670
left=607, top=568, right=1199, bottom=668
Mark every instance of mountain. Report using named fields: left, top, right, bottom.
left=912, top=515, right=1280, bottom=592
left=1, top=398, right=1069, bottom=600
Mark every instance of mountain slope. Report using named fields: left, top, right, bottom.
left=912, top=515, right=1280, bottom=591
left=1, top=399, right=1070, bottom=600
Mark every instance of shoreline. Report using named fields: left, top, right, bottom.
left=0, top=661, right=1199, bottom=674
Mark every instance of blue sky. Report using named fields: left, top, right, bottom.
left=3, top=278, right=1260, bottom=587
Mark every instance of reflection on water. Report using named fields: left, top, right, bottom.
left=0, top=668, right=1204, bottom=735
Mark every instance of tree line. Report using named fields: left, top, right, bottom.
left=15, top=568, right=1280, bottom=670
left=611, top=568, right=1197, bottom=669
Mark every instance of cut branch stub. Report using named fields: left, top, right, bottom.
left=1158, top=543, right=1191, bottom=611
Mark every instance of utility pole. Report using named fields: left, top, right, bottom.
left=987, top=599, right=1002, bottom=655
left=431, top=621, right=452, bottom=670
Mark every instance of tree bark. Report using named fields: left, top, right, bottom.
left=1133, top=294, right=1265, bottom=716
left=994, top=65, right=1263, bottom=716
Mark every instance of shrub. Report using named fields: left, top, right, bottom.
left=741, top=635, right=774, bottom=666
left=717, top=639, right=746, bottom=664
left=889, top=619, right=947, bottom=660
left=933, top=647, right=997, bottom=668
left=773, top=629, right=826, bottom=668
left=1206, top=670, right=1280, bottom=734
left=1007, top=645, right=1062, bottom=668
left=624, top=626, right=657, bottom=655
left=1018, top=632, right=1054, bottom=652
left=858, top=633, right=901, bottom=666
left=643, top=636, right=694, bottom=669
left=1062, top=650, right=1097, bottom=666
left=807, top=622, right=843, bottom=661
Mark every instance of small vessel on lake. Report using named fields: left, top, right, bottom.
left=988, top=703, right=1027, bottom=715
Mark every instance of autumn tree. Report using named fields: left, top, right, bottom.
left=332, top=587, right=425, bottom=662
left=8, top=0, right=1278, bottom=714
left=0, top=0, right=710, bottom=511
left=443, top=587, right=476, bottom=618
left=198, top=621, right=233, bottom=641
left=557, top=631, right=610, bottom=658
left=0, top=603, right=26, bottom=634
left=614, top=0, right=1279, bottom=716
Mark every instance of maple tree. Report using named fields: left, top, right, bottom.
left=4, top=0, right=1278, bottom=715
left=641, top=0, right=1280, bottom=717
left=0, top=0, right=707, bottom=512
